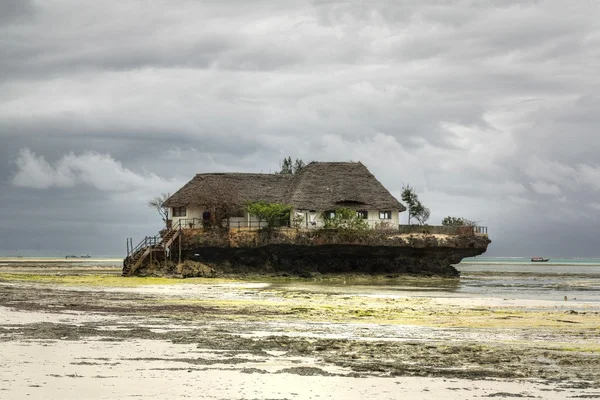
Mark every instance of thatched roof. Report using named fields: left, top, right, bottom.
left=284, top=162, right=406, bottom=211
left=164, top=162, right=405, bottom=211
left=164, top=173, right=292, bottom=208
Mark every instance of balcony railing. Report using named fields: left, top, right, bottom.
left=398, top=225, right=488, bottom=235
left=171, top=217, right=487, bottom=236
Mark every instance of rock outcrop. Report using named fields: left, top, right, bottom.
left=134, top=229, right=491, bottom=278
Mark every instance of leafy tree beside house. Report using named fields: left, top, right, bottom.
left=245, top=201, right=292, bottom=229
left=401, top=184, right=430, bottom=225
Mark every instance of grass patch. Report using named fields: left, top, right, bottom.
left=0, top=273, right=234, bottom=287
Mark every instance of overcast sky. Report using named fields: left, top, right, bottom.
left=1, top=0, right=599, bottom=257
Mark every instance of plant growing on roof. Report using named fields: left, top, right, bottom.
left=245, top=201, right=292, bottom=229
left=321, top=207, right=369, bottom=230
left=401, top=184, right=430, bottom=225
left=293, top=159, right=306, bottom=174
left=278, top=157, right=306, bottom=175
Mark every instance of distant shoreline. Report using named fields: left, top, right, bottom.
left=0, top=257, right=122, bottom=263
left=459, top=261, right=600, bottom=267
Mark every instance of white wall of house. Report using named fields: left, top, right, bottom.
left=170, top=207, right=402, bottom=229
left=368, top=209, right=400, bottom=228
left=290, top=209, right=401, bottom=229
left=170, top=207, right=203, bottom=228
left=170, top=207, right=265, bottom=229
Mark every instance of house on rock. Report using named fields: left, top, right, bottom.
left=123, top=162, right=490, bottom=277
left=163, top=161, right=406, bottom=230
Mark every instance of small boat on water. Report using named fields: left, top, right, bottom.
left=531, top=257, right=550, bottom=262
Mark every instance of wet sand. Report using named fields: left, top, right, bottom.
left=1, top=264, right=600, bottom=399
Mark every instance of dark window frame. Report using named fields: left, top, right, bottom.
left=357, top=210, right=368, bottom=219
left=379, top=210, right=392, bottom=220
left=231, top=209, right=245, bottom=218
left=173, top=206, right=187, bottom=217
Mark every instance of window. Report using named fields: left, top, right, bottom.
left=357, top=210, right=368, bottom=219
left=325, top=210, right=336, bottom=219
left=173, top=206, right=186, bottom=217
left=231, top=209, right=245, bottom=218
left=379, top=210, right=391, bottom=220
left=202, top=211, right=211, bottom=221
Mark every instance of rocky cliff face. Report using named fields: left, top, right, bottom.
left=136, top=230, right=491, bottom=278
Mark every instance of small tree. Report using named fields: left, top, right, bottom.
left=245, top=201, right=292, bottom=229
left=413, top=206, right=431, bottom=225
left=279, top=157, right=305, bottom=175
left=401, top=184, right=417, bottom=224
left=148, top=193, right=171, bottom=226
left=321, top=207, right=369, bottom=230
left=401, top=184, right=430, bottom=225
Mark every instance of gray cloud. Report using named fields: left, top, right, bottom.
left=11, top=148, right=180, bottom=192
left=0, top=0, right=35, bottom=25
left=1, top=0, right=600, bottom=257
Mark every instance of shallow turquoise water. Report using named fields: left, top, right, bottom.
left=455, top=257, right=600, bottom=302
left=462, top=256, right=600, bottom=265
left=290, top=259, right=600, bottom=304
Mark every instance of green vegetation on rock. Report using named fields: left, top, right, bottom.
left=245, top=201, right=292, bottom=228
left=442, top=216, right=477, bottom=227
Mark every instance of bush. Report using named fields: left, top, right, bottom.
left=442, top=216, right=477, bottom=227
left=321, top=207, right=369, bottom=230
left=245, top=202, right=292, bottom=229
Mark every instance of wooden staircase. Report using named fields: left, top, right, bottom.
left=161, top=228, right=180, bottom=250
left=123, top=225, right=181, bottom=276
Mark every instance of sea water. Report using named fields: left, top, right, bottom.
left=457, top=256, right=600, bottom=302
left=293, top=257, right=600, bottom=304
left=2, top=256, right=599, bottom=304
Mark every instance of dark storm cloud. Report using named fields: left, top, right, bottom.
left=0, top=0, right=35, bottom=24
left=1, top=0, right=600, bottom=256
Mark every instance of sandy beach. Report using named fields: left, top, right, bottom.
left=1, top=262, right=599, bottom=399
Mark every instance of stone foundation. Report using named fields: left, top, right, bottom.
left=133, top=230, right=491, bottom=278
